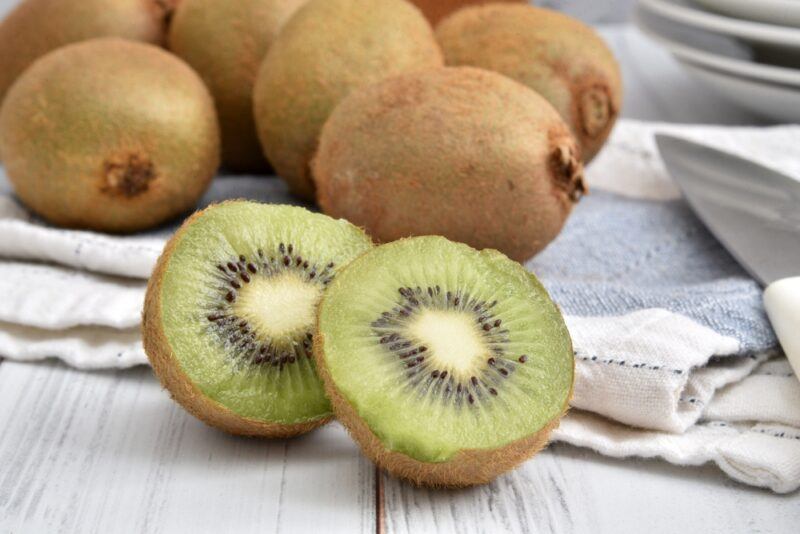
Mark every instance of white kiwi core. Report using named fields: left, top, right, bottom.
left=234, top=272, right=321, bottom=339
left=407, top=309, right=488, bottom=379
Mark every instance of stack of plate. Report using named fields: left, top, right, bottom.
left=635, top=0, right=800, bottom=121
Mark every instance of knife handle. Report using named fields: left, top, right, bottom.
left=764, top=277, right=800, bottom=382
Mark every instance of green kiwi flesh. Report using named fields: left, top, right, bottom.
left=315, top=236, right=574, bottom=484
left=143, top=201, right=372, bottom=436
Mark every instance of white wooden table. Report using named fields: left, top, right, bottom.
left=1, top=21, right=798, bottom=533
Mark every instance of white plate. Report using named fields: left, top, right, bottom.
left=635, top=7, right=800, bottom=121
left=693, top=0, right=800, bottom=29
left=680, top=62, right=800, bottom=121
left=640, top=0, right=800, bottom=53
left=635, top=5, right=800, bottom=87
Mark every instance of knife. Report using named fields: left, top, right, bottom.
left=656, top=134, right=800, bottom=381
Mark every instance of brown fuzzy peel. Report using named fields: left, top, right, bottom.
left=436, top=4, right=623, bottom=163
left=312, top=67, right=584, bottom=262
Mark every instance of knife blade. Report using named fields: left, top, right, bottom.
left=656, top=133, right=800, bottom=380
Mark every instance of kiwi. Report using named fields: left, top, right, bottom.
left=169, top=0, right=308, bottom=172
left=409, top=0, right=524, bottom=25
left=143, top=201, right=373, bottom=437
left=252, top=0, right=443, bottom=200
left=314, top=236, right=574, bottom=486
left=0, top=0, right=178, bottom=110
left=312, top=66, right=585, bottom=263
left=435, top=3, right=623, bottom=163
left=0, top=38, right=220, bottom=233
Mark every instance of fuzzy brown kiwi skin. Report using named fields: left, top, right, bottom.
left=312, top=66, right=585, bottom=263
left=252, top=0, right=443, bottom=201
left=142, top=202, right=331, bottom=438
left=0, top=0, right=179, bottom=109
left=0, top=38, right=220, bottom=233
left=168, top=0, right=308, bottom=172
left=312, top=285, right=574, bottom=487
left=409, top=0, right=524, bottom=25
left=435, top=3, right=622, bottom=163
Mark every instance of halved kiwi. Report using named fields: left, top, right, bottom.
left=143, top=201, right=373, bottom=437
left=314, top=236, right=574, bottom=486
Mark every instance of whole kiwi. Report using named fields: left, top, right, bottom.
left=409, top=0, right=524, bottom=25
left=312, top=67, right=585, bottom=263
left=252, top=0, right=443, bottom=200
left=0, top=38, right=220, bottom=233
left=0, top=0, right=178, bottom=109
left=169, top=0, right=308, bottom=172
left=436, top=3, right=623, bottom=163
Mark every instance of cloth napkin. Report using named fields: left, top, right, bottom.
left=1, top=119, right=798, bottom=493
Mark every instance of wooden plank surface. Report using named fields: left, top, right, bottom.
left=0, top=361, right=375, bottom=534
left=382, top=443, right=800, bottom=534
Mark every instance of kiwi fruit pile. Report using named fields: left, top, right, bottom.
left=143, top=201, right=372, bottom=436
left=313, top=67, right=585, bottom=262
left=0, top=38, right=219, bottom=232
left=252, top=0, right=443, bottom=200
left=0, top=0, right=617, bottom=486
left=436, top=3, right=623, bottom=163
left=168, top=0, right=308, bottom=172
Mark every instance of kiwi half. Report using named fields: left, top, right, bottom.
left=0, top=0, right=178, bottom=109
left=169, top=0, right=308, bottom=172
left=314, top=236, right=574, bottom=486
left=0, top=38, right=219, bottom=233
left=436, top=3, right=623, bottom=163
left=252, top=0, right=443, bottom=200
left=312, top=66, right=585, bottom=263
left=143, top=201, right=373, bottom=437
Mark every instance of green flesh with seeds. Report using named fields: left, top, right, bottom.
left=318, top=236, right=573, bottom=462
left=159, top=202, right=372, bottom=425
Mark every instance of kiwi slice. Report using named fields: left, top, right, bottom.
left=143, top=201, right=372, bottom=437
left=314, top=236, right=574, bottom=486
